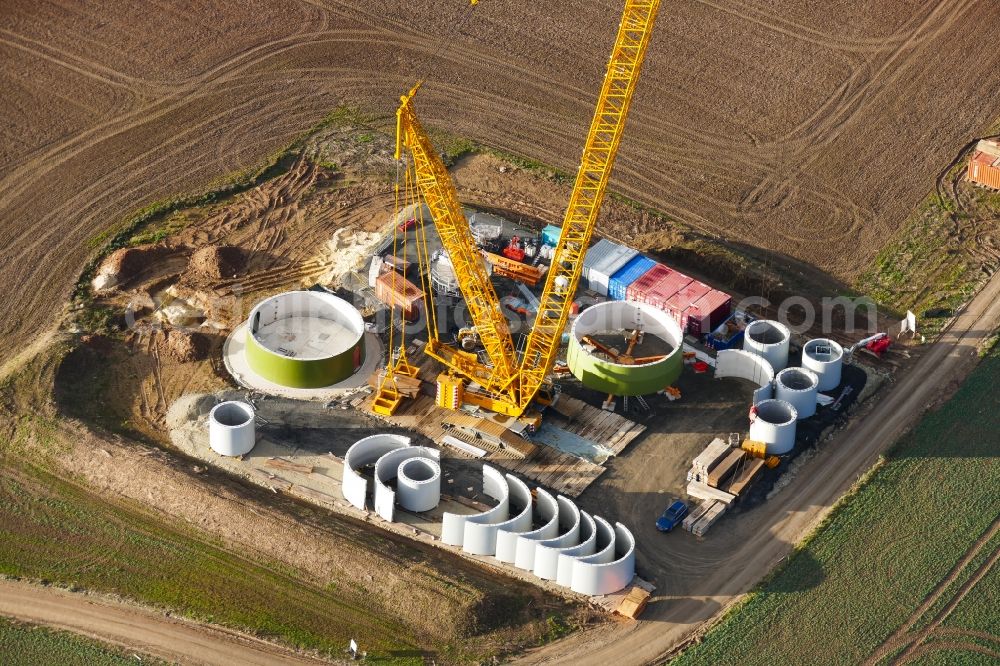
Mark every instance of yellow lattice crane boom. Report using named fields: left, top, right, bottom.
left=516, top=0, right=661, bottom=412
left=396, top=85, right=520, bottom=406
left=384, top=0, right=662, bottom=418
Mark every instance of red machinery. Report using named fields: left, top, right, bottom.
left=502, top=235, right=526, bottom=262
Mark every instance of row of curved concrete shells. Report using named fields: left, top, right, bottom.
left=441, top=464, right=635, bottom=597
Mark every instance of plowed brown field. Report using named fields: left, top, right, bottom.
left=2, top=0, right=999, bottom=359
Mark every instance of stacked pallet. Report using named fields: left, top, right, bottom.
left=681, top=499, right=717, bottom=531
left=707, top=449, right=746, bottom=488
left=724, top=458, right=766, bottom=496
left=686, top=438, right=730, bottom=484
left=691, top=501, right=727, bottom=536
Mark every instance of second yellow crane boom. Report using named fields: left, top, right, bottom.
left=517, top=0, right=662, bottom=413
left=387, top=0, right=662, bottom=418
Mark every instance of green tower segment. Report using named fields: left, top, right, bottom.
left=566, top=301, right=683, bottom=397
left=245, top=291, right=366, bottom=389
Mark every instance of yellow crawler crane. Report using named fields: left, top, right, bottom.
left=378, top=0, right=662, bottom=418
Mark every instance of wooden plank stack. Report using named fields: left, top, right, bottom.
left=691, top=501, right=727, bottom=537
left=724, top=457, right=766, bottom=496
left=687, top=438, right=731, bottom=484
left=707, top=449, right=746, bottom=488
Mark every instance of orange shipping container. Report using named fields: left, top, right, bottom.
left=375, top=271, right=423, bottom=314
left=968, top=154, right=1000, bottom=191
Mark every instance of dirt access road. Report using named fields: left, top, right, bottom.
left=5, top=272, right=999, bottom=665
left=2, top=0, right=1000, bottom=364
left=518, top=275, right=1000, bottom=665
left=0, top=579, right=331, bottom=665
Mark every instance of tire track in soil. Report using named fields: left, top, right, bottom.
left=864, top=516, right=1000, bottom=665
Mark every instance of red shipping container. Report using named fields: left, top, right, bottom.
left=687, top=289, right=733, bottom=336
left=647, top=271, right=693, bottom=309
left=672, top=280, right=712, bottom=310
left=663, top=293, right=696, bottom=331
left=626, top=263, right=672, bottom=302
left=968, top=152, right=1000, bottom=190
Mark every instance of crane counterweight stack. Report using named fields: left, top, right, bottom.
left=374, top=0, right=663, bottom=419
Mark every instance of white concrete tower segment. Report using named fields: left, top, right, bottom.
left=750, top=399, right=798, bottom=454
left=396, top=457, right=442, bottom=513
left=802, top=338, right=844, bottom=391
left=744, top=319, right=791, bottom=372
left=460, top=465, right=511, bottom=555
left=514, top=489, right=559, bottom=570
left=570, top=522, right=636, bottom=596
left=715, top=349, right=776, bottom=405
left=373, top=446, right=439, bottom=521
left=208, top=401, right=256, bottom=457
left=775, top=367, right=819, bottom=419
left=533, top=497, right=582, bottom=580
left=556, top=512, right=598, bottom=587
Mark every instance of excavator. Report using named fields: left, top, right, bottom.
left=372, top=0, right=663, bottom=423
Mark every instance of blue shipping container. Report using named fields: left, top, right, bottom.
left=608, top=255, right=656, bottom=301
left=542, top=224, right=561, bottom=247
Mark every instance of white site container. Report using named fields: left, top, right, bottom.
left=583, top=239, right=637, bottom=296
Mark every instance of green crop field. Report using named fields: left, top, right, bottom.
left=0, top=616, right=167, bottom=666
left=672, top=346, right=1000, bottom=666
left=0, top=461, right=429, bottom=662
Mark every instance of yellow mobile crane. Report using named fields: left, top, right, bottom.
left=374, top=0, right=662, bottom=419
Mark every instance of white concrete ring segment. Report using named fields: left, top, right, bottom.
left=750, top=399, right=798, bottom=455
left=743, top=319, right=791, bottom=372
left=533, top=497, right=582, bottom=580
left=570, top=522, right=637, bottom=596
left=494, top=474, right=534, bottom=564
left=460, top=465, right=511, bottom=555
left=802, top=338, right=845, bottom=391
left=715, top=349, right=776, bottom=404
left=342, top=434, right=411, bottom=511
left=208, top=401, right=256, bottom=457
left=514, top=488, right=560, bottom=570
left=373, top=446, right=439, bottom=521
left=556, top=512, right=597, bottom=588
left=775, top=367, right=819, bottom=419
left=396, top=457, right=442, bottom=513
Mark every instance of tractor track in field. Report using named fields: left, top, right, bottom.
left=2, top=0, right=998, bottom=360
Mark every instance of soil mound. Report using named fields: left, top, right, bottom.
left=189, top=245, right=244, bottom=280
left=166, top=329, right=211, bottom=362
left=94, top=246, right=165, bottom=290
